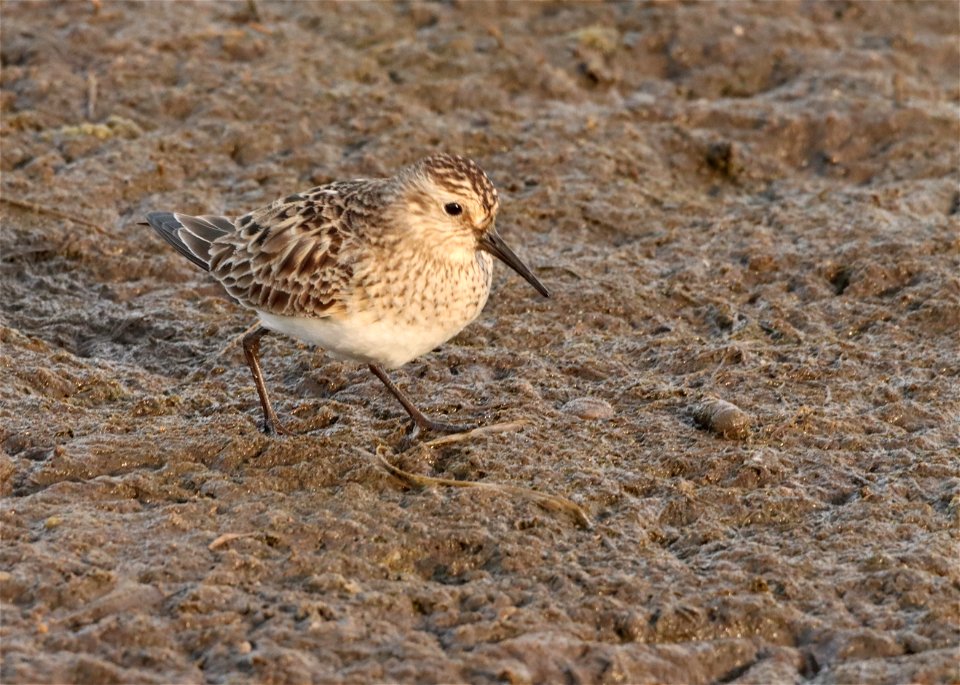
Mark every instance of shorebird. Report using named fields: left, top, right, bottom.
left=145, top=153, right=548, bottom=436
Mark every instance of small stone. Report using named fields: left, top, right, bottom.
left=692, top=397, right=751, bottom=439
left=562, top=397, right=614, bottom=420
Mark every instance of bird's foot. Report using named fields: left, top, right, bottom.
left=260, top=416, right=292, bottom=436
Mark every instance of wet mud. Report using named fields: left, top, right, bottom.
left=1, top=1, right=958, bottom=683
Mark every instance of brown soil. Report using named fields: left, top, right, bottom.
left=2, top=1, right=958, bottom=683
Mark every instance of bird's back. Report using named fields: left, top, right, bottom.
left=146, top=180, right=383, bottom=320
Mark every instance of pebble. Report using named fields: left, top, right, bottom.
left=692, top=397, right=751, bottom=439
left=562, top=397, right=614, bottom=420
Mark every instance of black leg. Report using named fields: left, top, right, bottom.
left=242, top=326, right=287, bottom=436
left=368, top=364, right=473, bottom=435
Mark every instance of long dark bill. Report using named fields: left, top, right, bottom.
left=479, top=230, right=550, bottom=298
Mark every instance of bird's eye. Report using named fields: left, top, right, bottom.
left=444, top=202, right=463, bottom=216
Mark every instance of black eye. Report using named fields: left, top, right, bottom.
left=444, top=202, right=463, bottom=216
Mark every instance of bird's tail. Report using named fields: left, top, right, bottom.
left=144, top=212, right=234, bottom=272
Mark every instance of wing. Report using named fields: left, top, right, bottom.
left=207, top=181, right=375, bottom=318
left=145, top=212, right=235, bottom=271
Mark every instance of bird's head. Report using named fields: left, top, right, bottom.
left=395, top=153, right=549, bottom=297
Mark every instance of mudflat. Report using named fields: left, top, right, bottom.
left=1, top=2, right=957, bottom=683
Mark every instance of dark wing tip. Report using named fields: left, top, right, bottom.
left=144, top=211, right=211, bottom=271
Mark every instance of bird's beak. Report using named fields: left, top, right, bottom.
left=479, top=229, right=550, bottom=297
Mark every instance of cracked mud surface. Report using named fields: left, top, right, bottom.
left=1, top=2, right=958, bottom=683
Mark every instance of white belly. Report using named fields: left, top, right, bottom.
left=257, top=308, right=481, bottom=369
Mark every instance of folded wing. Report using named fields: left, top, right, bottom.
left=146, top=183, right=372, bottom=319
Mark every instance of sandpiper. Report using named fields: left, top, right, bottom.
left=145, top=154, right=548, bottom=436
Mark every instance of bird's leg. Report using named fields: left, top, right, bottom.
left=242, top=326, right=288, bottom=436
left=368, top=364, right=473, bottom=436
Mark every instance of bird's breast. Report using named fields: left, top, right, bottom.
left=355, top=249, right=493, bottom=328
left=260, top=250, right=494, bottom=368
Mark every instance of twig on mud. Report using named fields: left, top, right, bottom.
left=209, top=530, right=283, bottom=550
left=421, top=421, right=527, bottom=448
left=86, top=71, right=98, bottom=120
left=1, top=196, right=108, bottom=234
left=370, top=444, right=593, bottom=529
left=208, top=532, right=257, bottom=550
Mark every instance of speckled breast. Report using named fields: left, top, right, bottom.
left=363, top=250, right=494, bottom=366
